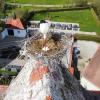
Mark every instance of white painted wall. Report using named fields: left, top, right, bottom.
left=13, top=29, right=26, bottom=37
left=1, top=29, right=8, bottom=39
left=1, top=28, right=27, bottom=39
left=81, top=77, right=100, bottom=91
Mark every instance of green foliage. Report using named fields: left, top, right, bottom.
left=0, top=69, right=17, bottom=76
left=75, top=34, right=100, bottom=43
left=75, top=0, right=88, bottom=6
left=94, top=0, right=100, bottom=19
left=0, top=69, right=17, bottom=85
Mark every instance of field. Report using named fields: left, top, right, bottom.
left=32, top=9, right=100, bottom=34
left=8, top=0, right=94, bottom=4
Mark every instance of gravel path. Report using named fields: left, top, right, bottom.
left=77, top=40, right=99, bottom=72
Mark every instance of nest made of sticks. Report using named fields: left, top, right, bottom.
left=26, top=33, right=70, bottom=57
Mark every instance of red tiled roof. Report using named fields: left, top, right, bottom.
left=6, top=18, right=24, bottom=29
left=45, top=96, right=52, bottom=100
left=0, top=85, right=8, bottom=94
left=83, top=47, right=100, bottom=88
left=29, top=61, right=49, bottom=84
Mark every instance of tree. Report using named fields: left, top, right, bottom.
left=0, top=0, right=5, bottom=11
left=94, top=0, right=100, bottom=19
left=0, top=0, right=6, bottom=17
left=75, top=0, right=88, bottom=7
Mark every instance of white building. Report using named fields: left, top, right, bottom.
left=1, top=18, right=27, bottom=39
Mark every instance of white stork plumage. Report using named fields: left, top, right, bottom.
left=39, top=20, right=51, bottom=51
left=39, top=20, right=50, bottom=39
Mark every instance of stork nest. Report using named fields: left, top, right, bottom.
left=26, top=33, right=69, bottom=57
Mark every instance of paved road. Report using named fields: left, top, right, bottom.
left=6, top=3, right=76, bottom=7
left=6, top=2, right=93, bottom=7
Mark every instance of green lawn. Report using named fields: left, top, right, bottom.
left=7, top=0, right=94, bottom=5
left=32, top=9, right=100, bottom=34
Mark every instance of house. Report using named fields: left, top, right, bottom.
left=81, top=47, right=100, bottom=93
left=1, top=18, right=27, bottom=39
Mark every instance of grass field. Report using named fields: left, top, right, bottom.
left=32, top=9, right=100, bottom=34
left=8, top=0, right=95, bottom=5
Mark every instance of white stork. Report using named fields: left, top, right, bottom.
left=39, top=20, right=51, bottom=51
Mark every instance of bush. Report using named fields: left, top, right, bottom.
left=93, top=0, right=100, bottom=19
left=75, top=34, right=100, bottom=43
left=75, top=0, right=88, bottom=7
